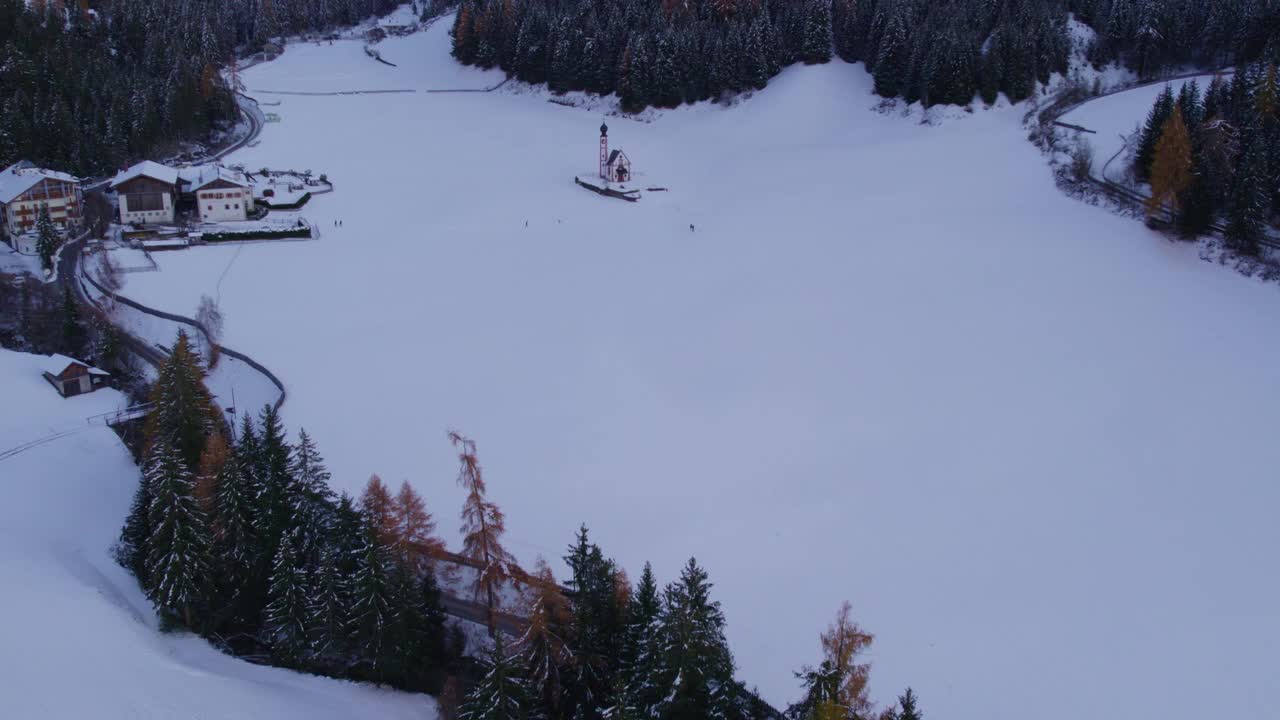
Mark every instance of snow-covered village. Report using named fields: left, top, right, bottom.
left=2, top=2, right=1279, bottom=720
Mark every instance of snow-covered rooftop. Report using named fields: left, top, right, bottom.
left=110, top=160, right=179, bottom=189
left=0, top=161, right=79, bottom=203
left=40, top=353, right=110, bottom=377
left=179, top=164, right=250, bottom=192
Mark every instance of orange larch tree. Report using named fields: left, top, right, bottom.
left=1146, top=105, right=1193, bottom=220
left=822, top=600, right=876, bottom=716
left=450, top=431, right=518, bottom=637
left=360, top=474, right=397, bottom=548
left=393, top=479, right=445, bottom=570
left=194, top=433, right=229, bottom=519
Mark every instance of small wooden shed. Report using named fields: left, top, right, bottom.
left=41, top=354, right=111, bottom=397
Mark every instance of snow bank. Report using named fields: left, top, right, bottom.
left=0, top=348, right=435, bottom=719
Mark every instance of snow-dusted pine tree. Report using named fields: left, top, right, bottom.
left=563, top=526, right=625, bottom=718
left=144, top=438, right=213, bottom=629
left=619, top=562, right=663, bottom=715
left=649, top=558, right=736, bottom=720
left=264, top=534, right=310, bottom=667
left=462, top=636, right=532, bottom=720
left=307, top=543, right=350, bottom=670
left=1226, top=121, right=1268, bottom=255
left=897, top=688, right=922, bottom=720
left=290, top=428, right=336, bottom=561
left=348, top=523, right=398, bottom=678
left=35, top=207, right=59, bottom=271
left=1136, top=85, right=1177, bottom=181
left=144, top=329, right=218, bottom=471
left=118, top=461, right=157, bottom=584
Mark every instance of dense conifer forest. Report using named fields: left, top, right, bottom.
left=452, top=0, right=1280, bottom=110
left=0, top=0, right=403, bottom=176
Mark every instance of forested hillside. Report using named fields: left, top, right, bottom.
left=452, top=0, right=1280, bottom=110
left=0, top=0, right=402, bottom=177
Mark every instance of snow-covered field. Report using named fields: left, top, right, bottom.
left=115, top=15, right=1280, bottom=719
left=0, top=348, right=434, bottom=719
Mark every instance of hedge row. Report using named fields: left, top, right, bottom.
left=201, top=227, right=311, bottom=243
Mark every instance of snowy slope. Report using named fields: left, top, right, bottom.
left=0, top=348, right=434, bottom=719
left=116, top=15, right=1280, bottom=719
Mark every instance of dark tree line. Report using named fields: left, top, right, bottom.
left=452, top=0, right=1280, bottom=111
left=451, top=0, right=832, bottom=112
left=117, top=330, right=457, bottom=691
left=1074, top=0, right=1280, bottom=77
left=0, top=0, right=403, bottom=177
left=1135, top=59, right=1280, bottom=254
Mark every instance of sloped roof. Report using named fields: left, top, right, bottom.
left=40, top=354, right=110, bottom=377
left=607, top=149, right=628, bottom=166
left=111, top=160, right=179, bottom=189
left=179, top=164, right=250, bottom=192
left=0, top=161, right=80, bottom=203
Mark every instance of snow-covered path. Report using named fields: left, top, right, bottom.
left=117, top=15, right=1280, bottom=719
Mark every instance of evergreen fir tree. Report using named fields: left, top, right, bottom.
left=897, top=688, right=922, bottom=720
left=1136, top=85, right=1176, bottom=181
left=306, top=543, right=350, bottom=670
left=873, top=14, right=910, bottom=99
left=255, top=404, right=296, bottom=561
left=620, top=562, right=663, bottom=716
left=412, top=567, right=449, bottom=687
left=289, top=427, right=336, bottom=562
left=144, top=437, right=213, bottom=630
left=1177, top=79, right=1205, bottom=133
left=118, top=461, right=157, bottom=584
left=563, top=526, right=626, bottom=719
left=59, top=283, right=84, bottom=357
left=35, top=206, right=59, bottom=271
left=650, top=558, right=736, bottom=720
left=1226, top=124, right=1268, bottom=256
left=263, top=533, right=310, bottom=667
left=801, top=0, right=833, bottom=66
left=144, top=329, right=218, bottom=471
left=462, top=636, right=532, bottom=720
left=348, top=522, right=398, bottom=679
